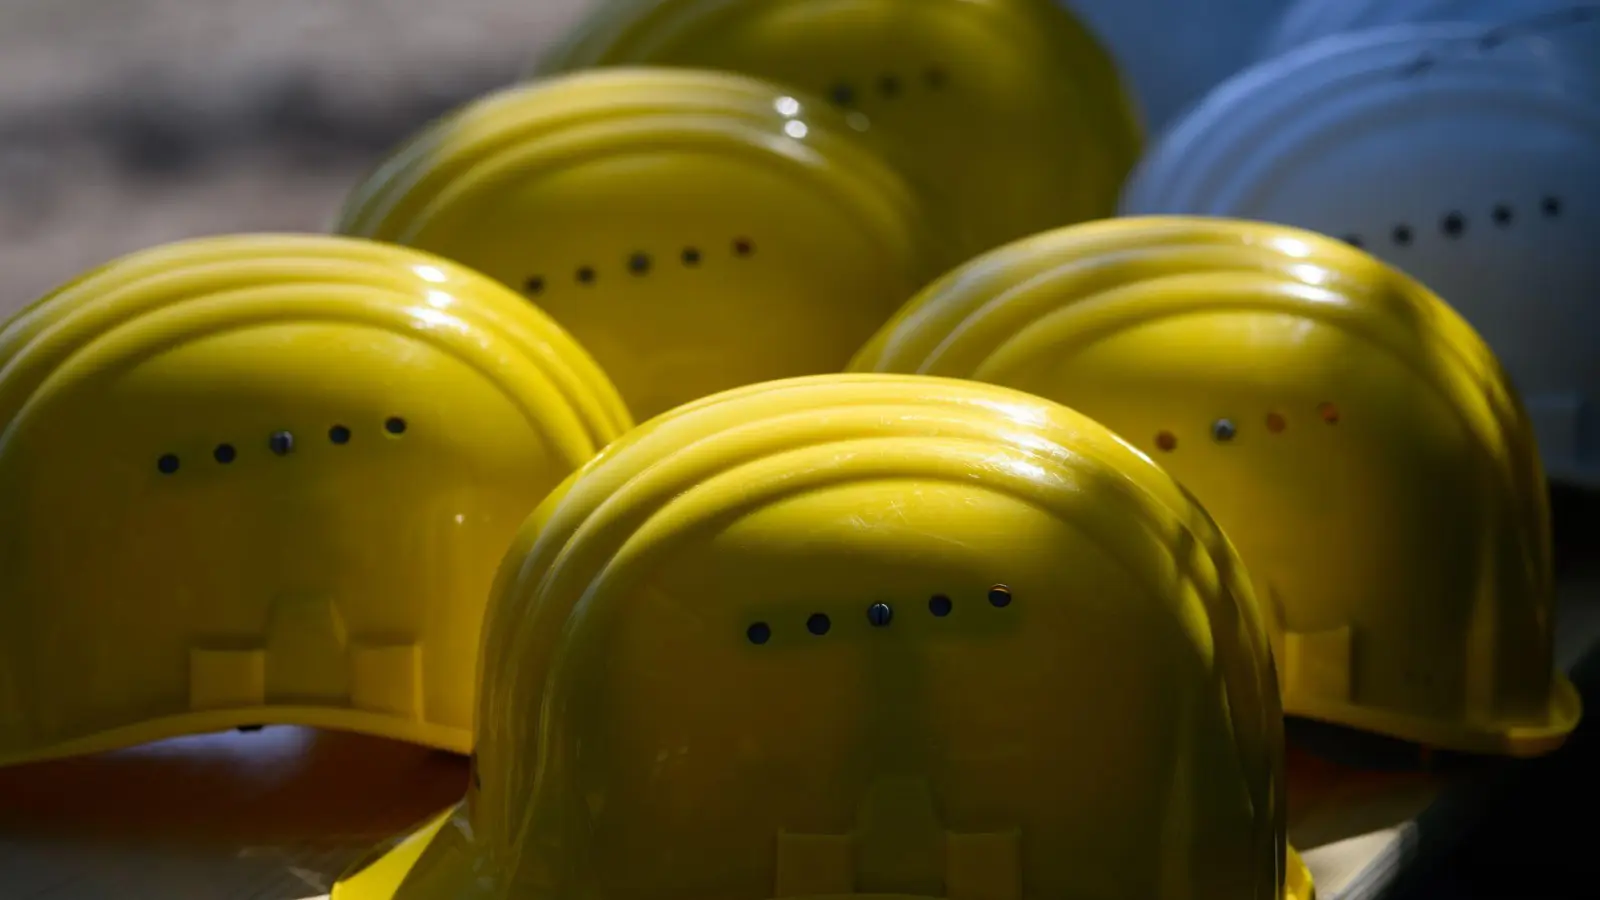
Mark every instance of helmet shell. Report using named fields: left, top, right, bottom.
left=338, top=68, right=948, bottom=421
left=852, top=216, right=1581, bottom=756
left=0, top=234, right=630, bottom=764
left=333, top=374, right=1297, bottom=900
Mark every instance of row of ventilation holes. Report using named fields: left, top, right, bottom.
left=828, top=67, right=950, bottom=106
left=747, top=586, right=1011, bottom=644
left=1344, top=195, right=1562, bottom=250
left=1154, top=403, right=1339, bottom=453
left=156, top=418, right=408, bottom=474
left=523, top=237, right=755, bottom=296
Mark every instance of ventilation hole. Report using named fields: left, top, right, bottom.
left=268, top=431, right=294, bottom=456
left=235, top=724, right=264, bottom=733
left=807, top=613, right=831, bottom=635
left=988, top=585, right=1012, bottom=608
left=1441, top=212, right=1465, bottom=238
left=576, top=265, right=596, bottom=284
left=628, top=252, right=651, bottom=275
left=1266, top=412, right=1287, bottom=434
left=1155, top=430, right=1178, bottom=452
left=1343, top=234, right=1364, bottom=248
left=925, top=67, right=947, bottom=89
left=524, top=276, right=545, bottom=295
left=681, top=247, right=701, bottom=266
left=1392, top=224, right=1413, bottom=246
left=1542, top=196, right=1563, bottom=217
left=157, top=453, right=180, bottom=474
left=747, top=622, right=771, bottom=645
left=829, top=83, right=855, bottom=106
left=1211, top=418, right=1237, bottom=442
left=213, top=443, right=236, bottom=464
left=732, top=238, right=755, bottom=257
left=1492, top=204, right=1513, bottom=227
left=878, top=74, right=901, bottom=97
left=1318, top=402, right=1341, bottom=424
left=384, top=416, right=408, bottom=436
left=929, top=594, right=953, bottom=617
left=329, top=425, right=351, bottom=445
left=867, top=602, right=894, bottom=627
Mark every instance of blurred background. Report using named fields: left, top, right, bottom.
left=0, top=0, right=599, bottom=315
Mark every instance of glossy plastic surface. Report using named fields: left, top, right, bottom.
left=1122, top=15, right=1600, bottom=486
left=337, top=68, right=946, bottom=421
left=535, top=0, right=1142, bottom=258
left=334, top=373, right=1302, bottom=900
left=852, top=216, right=1581, bottom=756
left=0, top=234, right=631, bottom=765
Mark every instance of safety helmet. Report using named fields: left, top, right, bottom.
left=332, top=373, right=1313, bottom=900
left=336, top=68, right=947, bottom=422
left=533, top=0, right=1142, bottom=258
left=0, top=234, right=631, bottom=766
left=1055, top=0, right=1291, bottom=133
left=1120, top=17, right=1600, bottom=487
left=851, top=216, right=1582, bottom=757
left=1259, top=0, right=1597, bottom=61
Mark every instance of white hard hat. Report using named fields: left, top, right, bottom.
left=1122, top=16, right=1600, bottom=486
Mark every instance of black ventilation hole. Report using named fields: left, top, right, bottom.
left=628, top=253, right=651, bottom=275
left=807, top=613, right=832, bottom=635
left=576, top=266, right=596, bottom=284
left=732, top=238, right=755, bottom=257
left=157, top=453, right=180, bottom=474
left=1343, top=234, right=1364, bottom=248
left=1492, top=204, right=1514, bottom=226
left=1441, top=212, right=1465, bottom=238
left=747, top=622, right=771, bottom=645
left=867, top=602, right=894, bottom=627
left=268, top=431, right=295, bottom=456
left=1542, top=196, right=1563, bottom=217
left=524, top=276, right=545, bottom=295
left=384, top=416, right=408, bottom=436
left=925, top=67, right=948, bottom=89
left=329, top=425, right=351, bottom=445
left=1212, top=419, right=1237, bottom=442
left=681, top=247, right=702, bottom=266
left=1392, top=224, right=1413, bottom=246
left=988, top=585, right=1012, bottom=608
left=213, top=443, right=236, bottom=464
left=929, top=594, right=953, bottom=617
left=236, top=724, right=264, bottom=733
left=829, top=83, right=855, bottom=106
left=878, top=74, right=901, bottom=97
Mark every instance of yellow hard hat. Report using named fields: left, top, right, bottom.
left=336, top=68, right=947, bottom=421
left=535, top=0, right=1144, bottom=257
left=332, top=373, right=1311, bottom=900
left=0, top=234, right=631, bottom=766
left=851, top=216, right=1582, bottom=757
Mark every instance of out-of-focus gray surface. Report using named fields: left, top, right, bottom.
left=0, top=0, right=594, bottom=315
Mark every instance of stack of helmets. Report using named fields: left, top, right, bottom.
left=337, top=68, right=950, bottom=421
left=852, top=215, right=1582, bottom=757
left=0, top=234, right=630, bottom=766
left=532, top=0, right=1143, bottom=258
left=332, top=373, right=1313, bottom=900
left=1259, top=0, right=1596, bottom=60
left=1121, top=9, right=1600, bottom=486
